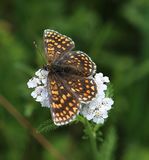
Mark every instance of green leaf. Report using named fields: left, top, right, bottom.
left=37, top=119, right=58, bottom=133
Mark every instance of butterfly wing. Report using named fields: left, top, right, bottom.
left=44, top=29, right=75, bottom=64
left=61, top=74, right=97, bottom=103
left=48, top=73, right=80, bottom=126
left=57, top=51, right=96, bottom=77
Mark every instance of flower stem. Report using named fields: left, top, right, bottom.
left=86, top=120, right=99, bottom=160
left=77, top=116, right=100, bottom=160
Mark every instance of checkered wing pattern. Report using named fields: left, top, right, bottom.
left=57, top=51, right=96, bottom=77
left=44, top=29, right=75, bottom=64
left=48, top=74, right=80, bottom=126
left=62, top=75, right=97, bottom=103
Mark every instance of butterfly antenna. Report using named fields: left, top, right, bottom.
left=33, top=41, right=46, bottom=65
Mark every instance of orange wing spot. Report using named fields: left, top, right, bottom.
left=76, top=88, right=80, bottom=92
left=60, top=86, right=64, bottom=89
left=62, top=94, right=67, bottom=100
left=63, top=117, right=66, bottom=121
left=84, top=67, right=88, bottom=70
left=60, top=98, right=64, bottom=104
left=67, top=60, right=72, bottom=64
left=86, top=85, right=90, bottom=88
left=73, top=107, right=77, bottom=112
left=62, top=41, right=66, bottom=44
left=85, top=80, right=89, bottom=83
left=51, top=81, right=56, bottom=85
left=51, top=90, right=58, bottom=95
left=69, top=111, right=74, bottom=116
left=69, top=102, right=73, bottom=107
left=55, top=118, right=59, bottom=122
left=52, top=97, right=58, bottom=101
left=60, top=36, right=64, bottom=39
left=52, top=84, right=58, bottom=90
left=91, top=92, right=95, bottom=95
left=71, top=88, right=76, bottom=92
left=65, top=38, right=69, bottom=42
left=58, top=104, right=62, bottom=108
left=57, top=45, right=61, bottom=48
left=60, top=113, right=64, bottom=116
left=59, top=117, right=62, bottom=121
left=85, top=56, right=89, bottom=60
left=66, top=115, right=70, bottom=119
left=52, top=103, right=57, bottom=108
left=83, top=97, right=87, bottom=101
left=68, top=81, right=72, bottom=84
left=91, top=86, right=95, bottom=91
left=48, top=47, right=54, bottom=51
left=79, top=87, right=83, bottom=90
left=84, top=93, right=88, bottom=97
left=56, top=113, right=60, bottom=117
left=63, top=110, right=66, bottom=114
left=72, top=100, right=76, bottom=103
left=87, top=90, right=91, bottom=94
left=66, top=107, right=69, bottom=111
left=62, top=47, right=66, bottom=50
left=54, top=42, right=58, bottom=45
left=67, top=93, right=71, bottom=97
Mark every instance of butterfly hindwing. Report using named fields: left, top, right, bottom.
left=61, top=74, right=97, bottom=103
left=48, top=73, right=80, bottom=125
left=57, top=51, right=96, bottom=77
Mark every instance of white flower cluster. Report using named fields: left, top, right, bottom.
left=80, top=73, right=114, bottom=124
left=27, top=70, right=114, bottom=124
left=27, top=69, right=50, bottom=108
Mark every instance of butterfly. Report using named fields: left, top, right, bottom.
left=43, top=29, right=97, bottom=125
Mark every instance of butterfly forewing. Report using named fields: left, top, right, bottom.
left=44, top=29, right=75, bottom=64
left=57, top=51, right=96, bottom=77
left=48, top=73, right=80, bottom=125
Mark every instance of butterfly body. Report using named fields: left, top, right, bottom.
left=44, top=29, right=97, bottom=125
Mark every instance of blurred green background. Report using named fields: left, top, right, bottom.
left=0, top=0, right=149, bottom=160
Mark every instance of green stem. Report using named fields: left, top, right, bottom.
left=77, top=116, right=100, bottom=160
left=86, top=120, right=99, bottom=160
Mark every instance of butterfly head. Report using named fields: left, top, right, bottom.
left=42, top=64, right=50, bottom=71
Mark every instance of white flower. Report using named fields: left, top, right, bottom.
left=41, top=98, right=50, bottom=108
left=27, top=69, right=50, bottom=108
left=102, top=98, right=114, bottom=110
left=80, top=72, right=114, bottom=124
left=27, top=77, right=41, bottom=88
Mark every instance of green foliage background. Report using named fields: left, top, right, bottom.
left=0, top=0, right=149, bottom=160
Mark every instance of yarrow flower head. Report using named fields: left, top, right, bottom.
left=27, top=69, right=114, bottom=125
left=80, top=73, right=114, bottom=124
left=27, top=69, right=50, bottom=108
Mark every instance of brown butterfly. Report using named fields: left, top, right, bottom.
left=43, top=29, right=97, bottom=125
